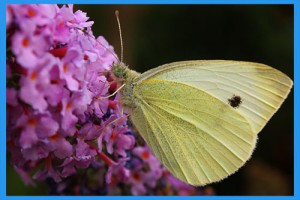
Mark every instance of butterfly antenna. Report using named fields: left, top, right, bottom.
left=115, top=10, right=124, bottom=63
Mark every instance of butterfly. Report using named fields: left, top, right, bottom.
left=111, top=60, right=293, bottom=186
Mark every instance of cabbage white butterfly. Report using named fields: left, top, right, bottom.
left=110, top=11, right=293, bottom=186
left=111, top=60, right=292, bottom=186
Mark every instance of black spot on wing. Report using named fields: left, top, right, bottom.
left=228, top=95, right=242, bottom=108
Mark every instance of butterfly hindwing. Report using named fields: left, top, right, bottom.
left=130, top=79, right=257, bottom=186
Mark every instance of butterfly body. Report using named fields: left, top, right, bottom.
left=111, top=63, right=140, bottom=112
left=111, top=60, right=293, bottom=186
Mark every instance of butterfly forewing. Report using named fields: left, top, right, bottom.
left=137, top=60, right=293, bottom=134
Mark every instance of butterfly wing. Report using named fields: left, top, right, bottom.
left=137, top=60, right=293, bottom=134
left=130, top=79, right=256, bottom=185
left=129, top=60, right=292, bottom=185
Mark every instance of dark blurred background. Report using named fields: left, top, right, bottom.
left=7, top=4, right=294, bottom=195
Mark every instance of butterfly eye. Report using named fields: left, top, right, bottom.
left=228, top=95, right=242, bottom=108
left=131, top=83, right=137, bottom=88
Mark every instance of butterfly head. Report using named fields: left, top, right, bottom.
left=111, top=62, right=128, bottom=80
left=111, top=62, right=140, bottom=84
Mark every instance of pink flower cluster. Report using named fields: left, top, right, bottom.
left=6, top=4, right=205, bottom=195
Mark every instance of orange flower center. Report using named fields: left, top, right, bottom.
left=51, top=80, right=59, bottom=84
left=50, top=133, right=60, bottom=142
left=141, top=151, right=150, bottom=159
left=22, top=38, right=29, bottom=47
left=132, top=172, right=141, bottom=181
left=66, top=102, right=72, bottom=110
left=63, top=64, right=68, bottom=73
left=27, top=118, right=37, bottom=126
left=111, top=132, right=117, bottom=140
left=27, top=8, right=36, bottom=17
left=30, top=72, right=37, bottom=80
left=58, top=21, right=65, bottom=27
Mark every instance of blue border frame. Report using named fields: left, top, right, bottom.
left=294, top=1, right=299, bottom=199
left=1, top=0, right=298, bottom=4
left=1, top=0, right=299, bottom=199
left=1, top=0, right=5, bottom=198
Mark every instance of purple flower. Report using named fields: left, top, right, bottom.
left=103, top=118, right=134, bottom=157
left=75, top=138, right=97, bottom=159
left=94, top=36, right=117, bottom=69
left=60, top=89, right=78, bottom=133
left=129, top=171, right=147, bottom=195
left=78, top=122, right=101, bottom=141
left=7, top=4, right=119, bottom=185
left=126, top=146, right=164, bottom=194
left=59, top=46, right=83, bottom=91
left=18, top=54, right=59, bottom=112
left=6, top=88, right=18, bottom=106
left=133, top=146, right=162, bottom=171
left=6, top=6, right=12, bottom=28
left=16, top=113, right=58, bottom=149
left=21, top=141, right=54, bottom=161
left=33, top=167, right=61, bottom=183
left=9, top=4, right=56, bottom=29
left=6, top=4, right=205, bottom=195
left=49, top=133, right=73, bottom=159
left=105, top=157, right=130, bottom=184
left=60, top=138, right=97, bottom=178
left=11, top=32, right=45, bottom=69
left=33, top=155, right=61, bottom=183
